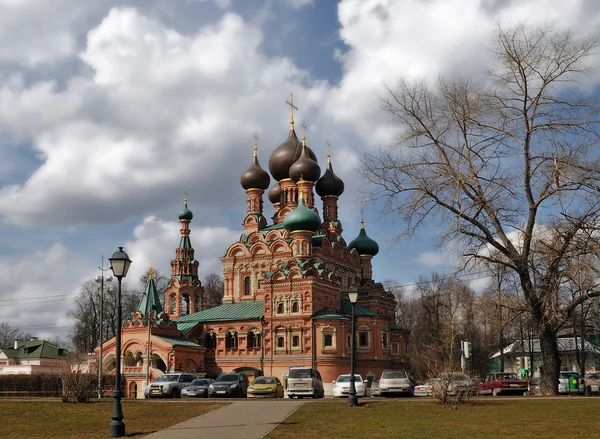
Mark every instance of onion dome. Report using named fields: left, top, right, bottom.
left=316, top=153, right=345, bottom=197
left=241, top=146, right=270, bottom=190
left=268, top=183, right=281, bottom=204
left=348, top=220, right=379, bottom=256
left=290, top=136, right=321, bottom=182
left=269, top=128, right=318, bottom=181
left=178, top=196, right=193, bottom=220
left=283, top=194, right=321, bottom=232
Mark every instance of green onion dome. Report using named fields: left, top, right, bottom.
left=268, top=128, right=318, bottom=181
left=240, top=146, right=271, bottom=190
left=315, top=153, right=344, bottom=197
left=289, top=136, right=321, bottom=183
left=348, top=220, right=379, bottom=256
left=178, top=197, right=193, bottom=220
left=283, top=194, right=321, bottom=232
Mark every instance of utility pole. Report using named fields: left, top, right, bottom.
left=96, top=257, right=112, bottom=399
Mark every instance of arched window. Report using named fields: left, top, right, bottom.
left=225, top=331, right=238, bottom=349
left=248, top=331, right=256, bottom=348
left=256, top=332, right=262, bottom=348
left=244, top=276, right=251, bottom=296
left=204, top=333, right=213, bottom=350
left=277, top=336, right=285, bottom=348
left=292, top=335, right=300, bottom=347
left=211, top=333, right=217, bottom=349
left=291, top=301, right=299, bottom=313
left=277, top=302, right=284, bottom=314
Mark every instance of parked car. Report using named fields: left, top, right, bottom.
left=378, top=369, right=414, bottom=397
left=146, top=373, right=197, bottom=398
left=414, top=380, right=433, bottom=397
left=370, top=378, right=380, bottom=397
left=583, top=372, right=600, bottom=393
left=558, top=371, right=584, bottom=394
left=181, top=378, right=214, bottom=398
left=478, top=372, right=528, bottom=396
left=286, top=367, right=324, bottom=399
left=208, top=373, right=249, bottom=398
left=432, top=372, right=477, bottom=397
left=332, top=374, right=366, bottom=398
left=247, top=376, right=284, bottom=398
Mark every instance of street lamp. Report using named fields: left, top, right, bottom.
left=108, top=247, right=132, bottom=438
left=347, top=286, right=359, bottom=407
left=95, top=258, right=112, bottom=399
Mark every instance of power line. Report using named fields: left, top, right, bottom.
left=0, top=293, right=79, bottom=302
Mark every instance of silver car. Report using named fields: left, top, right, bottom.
left=181, top=378, right=214, bottom=398
left=378, top=369, right=414, bottom=396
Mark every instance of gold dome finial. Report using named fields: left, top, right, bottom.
left=183, top=191, right=188, bottom=205
left=286, top=93, right=298, bottom=129
left=253, top=132, right=259, bottom=156
left=326, top=140, right=331, bottom=163
left=148, top=265, right=154, bottom=280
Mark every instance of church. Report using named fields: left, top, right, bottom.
left=96, top=99, right=411, bottom=398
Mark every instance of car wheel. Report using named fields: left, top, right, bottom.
left=172, top=388, right=180, bottom=398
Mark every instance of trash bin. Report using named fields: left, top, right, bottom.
left=569, top=374, right=579, bottom=394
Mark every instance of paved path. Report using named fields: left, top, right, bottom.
left=143, top=400, right=305, bottom=439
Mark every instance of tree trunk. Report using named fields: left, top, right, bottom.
left=539, top=327, right=561, bottom=395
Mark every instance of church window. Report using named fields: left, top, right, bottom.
left=382, top=332, right=390, bottom=349
left=277, top=302, right=284, bottom=314
left=244, top=276, right=251, bottom=296
left=405, top=343, right=410, bottom=356
left=204, top=333, right=215, bottom=350
left=291, top=301, right=299, bottom=313
left=226, top=331, right=238, bottom=349
left=324, top=334, right=332, bottom=347
left=359, top=333, right=368, bottom=347
left=248, top=331, right=260, bottom=348
left=277, top=336, right=285, bottom=348
left=292, top=335, right=300, bottom=347
left=321, top=327, right=336, bottom=350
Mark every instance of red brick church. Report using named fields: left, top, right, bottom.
left=96, top=100, right=410, bottom=398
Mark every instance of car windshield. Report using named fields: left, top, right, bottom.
left=155, top=375, right=178, bottom=382
left=382, top=370, right=407, bottom=379
left=559, top=372, right=579, bottom=379
left=497, top=373, right=517, bottom=380
left=216, top=374, right=239, bottom=382
left=336, top=375, right=361, bottom=383
left=189, top=379, right=211, bottom=386
left=289, top=369, right=312, bottom=378
left=253, top=377, right=276, bottom=385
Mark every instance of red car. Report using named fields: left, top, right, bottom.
left=478, top=372, right=528, bottom=396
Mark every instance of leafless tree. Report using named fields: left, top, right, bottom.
left=203, top=273, right=224, bottom=309
left=361, top=24, right=600, bottom=394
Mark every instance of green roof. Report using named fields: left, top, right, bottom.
left=174, top=301, right=264, bottom=334
left=135, top=277, right=164, bottom=317
left=312, top=308, right=349, bottom=320
left=340, top=299, right=381, bottom=317
left=156, top=336, right=204, bottom=348
left=2, top=339, right=68, bottom=359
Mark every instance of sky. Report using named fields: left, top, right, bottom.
left=1, top=0, right=600, bottom=344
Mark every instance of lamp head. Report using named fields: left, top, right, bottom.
left=348, top=286, right=359, bottom=304
left=109, top=247, right=132, bottom=279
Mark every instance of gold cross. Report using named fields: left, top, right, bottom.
left=148, top=265, right=154, bottom=280
left=253, top=133, right=259, bottom=155
left=286, top=93, right=298, bottom=124
left=183, top=191, right=188, bottom=205
left=301, top=121, right=307, bottom=139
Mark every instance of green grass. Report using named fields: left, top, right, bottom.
left=0, top=398, right=226, bottom=439
left=265, top=398, right=600, bottom=439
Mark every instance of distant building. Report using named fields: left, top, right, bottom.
left=0, top=339, right=69, bottom=375
left=490, top=337, right=600, bottom=377
left=96, top=103, right=411, bottom=398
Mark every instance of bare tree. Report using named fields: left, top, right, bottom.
left=361, top=24, right=600, bottom=394
left=203, top=273, right=224, bottom=309
left=0, top=323, right=25, bottom=348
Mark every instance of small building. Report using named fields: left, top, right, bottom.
left=490, top=337, right=600, bottom=378
left=0, top=339, right=70, bottom=375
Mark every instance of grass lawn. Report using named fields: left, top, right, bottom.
left=0, top=398, right=226, bottom=439
left=265, top=398, right=600, bottom=439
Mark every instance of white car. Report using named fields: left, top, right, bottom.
left=333, top=374, right=366, bottom=398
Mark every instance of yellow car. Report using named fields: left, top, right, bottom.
left=247, top=376, right=284, bottom=398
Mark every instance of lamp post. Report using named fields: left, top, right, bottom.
left=347, top=286, right=359, bottom=407
left=95, top=258, right=112, bottom=399
left=108, top=247, right=132, bottom=438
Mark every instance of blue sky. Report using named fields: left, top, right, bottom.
left=1, top=0, right=599, bottom=342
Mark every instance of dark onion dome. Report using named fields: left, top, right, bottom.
left=283, top=194, right=322, bottom=232
left=178, top=197, right=193, bottom=220
left=268, top=183, right=281, bottom=204
left=348, top=220, right=379, bottom=256
left=268, top=128, right=318, bottom=181
left=315, top=153, right=345, bottom=197
left=289, top=136, right=321, bottom=183
left=240, top=146, right=270, bottom=190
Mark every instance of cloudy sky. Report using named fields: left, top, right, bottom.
left=1, top=0, right=599, bottom=343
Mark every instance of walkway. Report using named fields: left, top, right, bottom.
left=143, top=399, right=305, bottom=439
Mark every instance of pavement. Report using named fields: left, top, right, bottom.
left=142, top=399, right=305, bottom=439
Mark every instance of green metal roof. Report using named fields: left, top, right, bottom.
left=2, top=339, right=68, bottom=359
left=312, top=307, right=349, bottom=320
left=174, top=301, right=264, bottom=334
left=340, top=298, right=381, bottom=317
left=156, top=336, right=204, bottom=348
left=135, top=277, right=164, bottom=317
